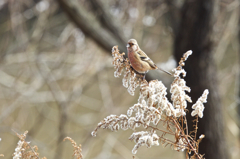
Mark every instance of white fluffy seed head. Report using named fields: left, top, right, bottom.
left=191, top=89, right=209, bottom=118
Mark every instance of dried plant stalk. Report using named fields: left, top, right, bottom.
left=13, top=131, right=46, bottom=159
left=12, top=132, right=83, bottom=159
left=64, top=137, right=83, bottom=159
left=92, top=46, right=209, bottom=159
left=0, top=138, right=3, bottom=157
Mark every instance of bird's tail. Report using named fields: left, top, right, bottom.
left=157, top=67, right=173, bottom=76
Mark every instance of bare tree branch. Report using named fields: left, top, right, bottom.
left=88, top=0, right=126, bottom=45
left=57, top=0, right=126, bottom=53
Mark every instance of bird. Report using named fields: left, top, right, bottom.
left=126, top=39, right=172, bottom=79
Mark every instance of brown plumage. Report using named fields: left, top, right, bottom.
left=127, top=39, right=172, bottom=77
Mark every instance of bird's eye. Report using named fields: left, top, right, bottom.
left=131, top=43, right=134, bottom=45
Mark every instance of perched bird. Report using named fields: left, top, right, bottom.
left=126, top=39, right=172, bottom=79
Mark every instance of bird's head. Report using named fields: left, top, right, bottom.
left=126, top=39, right=139, bottom=52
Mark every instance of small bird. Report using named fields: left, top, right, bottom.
left=126, top=39, right=172, bottom=79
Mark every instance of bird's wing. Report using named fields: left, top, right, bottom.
left=137, top=50, right=157, bottom=68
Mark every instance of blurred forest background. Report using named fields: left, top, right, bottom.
left=0, top=0, right=239, bottom=159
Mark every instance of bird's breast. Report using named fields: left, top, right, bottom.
left=128, top=52, right=149, bottom=74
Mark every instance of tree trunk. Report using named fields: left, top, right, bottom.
left=174, top=0, right=228, bottom=158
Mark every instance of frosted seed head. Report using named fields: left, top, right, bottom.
left=91, top=131, right=97, bottom=137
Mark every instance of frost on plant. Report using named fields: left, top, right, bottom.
left=92, top=46, right=209, bottom=159
left=12, top=131, right=46, bottom=159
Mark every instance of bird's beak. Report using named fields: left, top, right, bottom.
left=126, top=44, right=130, bottom=48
